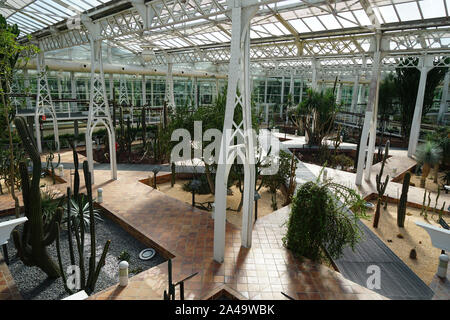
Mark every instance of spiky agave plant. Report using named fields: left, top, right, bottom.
left=415, top=141, right=442, bottom=188
left=62, top=194, right=103, bottom=232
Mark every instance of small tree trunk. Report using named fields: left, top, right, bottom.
left=421, top=163, right=431, bottom=188
left=433, top=163, right=439, bottom=184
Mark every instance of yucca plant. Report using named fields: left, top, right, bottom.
left=415, top=141, right=442, bottom=188
left=62, top=194, right=103, bottom=232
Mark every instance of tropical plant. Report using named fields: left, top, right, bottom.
left=415, top=141, right=443, bottom=188
left=0, top=15, right=39, bottom=217
left=262, top=150, right=292, bottom=210
left=62, top=194, right=103, bottom=232
left=283, top=169, right=367, bottom=262
left=294, top=88, right=340, bottom=146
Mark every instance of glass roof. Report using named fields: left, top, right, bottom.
left=0, top=0, right=105, bottom=34
left=2, top=0, right=449, bottom=69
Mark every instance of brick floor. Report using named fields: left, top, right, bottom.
left=0, top=150, right=387, bottom=300
left=0, top=254, right=22, bottom=300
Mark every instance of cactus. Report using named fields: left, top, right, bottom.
left=11, top=117, right=62, bottom=278
left=373, top=140, right=390, bottom=228
left=69, top=140, right=80, bottom=198
left=397, top=171, right=411, bottom=227
left=55, top=160, right=111, bottom=295
left=171, top=162, right=176, bottom=187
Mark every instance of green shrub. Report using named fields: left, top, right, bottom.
left=182, top=174, right=211, bottom=194
left=118, top=250, right=130, bottom=262
left=283, top=172, right=366, bottom=262
left=332, top=154, right=354, bottom=170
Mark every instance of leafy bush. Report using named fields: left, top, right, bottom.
left=332, top=154, right=354, bottom=170
left=283, top=173, right=366, bottom=262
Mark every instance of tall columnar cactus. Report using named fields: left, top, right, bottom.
left=69, top=140, right=80, bottom=198
left=55, top=160, right=110, bottom=295
left=373, top=140, right=390, bottom=228
left=12, top=116, right=62, bottom=278
left=397, top=171, right=411, bottom=227
left=171, top=162, right=176, bottom=187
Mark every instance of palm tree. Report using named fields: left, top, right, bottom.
left=415, top=141, right=442, bottom=188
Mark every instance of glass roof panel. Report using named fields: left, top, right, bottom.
left=318, top=14, right=341, bottom=30
left=419, top=0, right=446, bottom=19
left=287, top=19, right=310, bottom=33
left=335, top=11, right=359, bottom=28
left=353, top=9, right=371, bottom=26
left=2, top=0, right=99, bottom=35
left=302, top=16, right=325, bottom=32
left=395, top=2, right=422, bottom=21
left=378, top=5, right=399, bottom=23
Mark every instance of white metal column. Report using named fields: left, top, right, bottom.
left=192, top=76, right=198, bottom=108
left=165, top=57, right=175, bottom=110
left=356, top=36, right=382, bottom=185
left=83, top=17, right=117, bottom=184
left=351, top=75, right=360, bottom=113
left=213, top=0, right=258, bottom=263
left=336, top=82, right=342, bottom=104
left=437, top=71, right=449, bottom=124
left=311, top=58, right=319, bottom=91
left=23, top=69, right=32, bottom=109
left=280, top=76, right=284, bottom=118
left=34, top=48, right=59, bottom=153
left=407, top=56, right=434, bottom=157
left=142, top=75, right=147, bottom=106
left=299, top=77, right=303, bottom=103
left=119, top=75, right=131, bottom=121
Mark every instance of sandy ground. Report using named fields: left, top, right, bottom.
left=361, top=201, right=449, bottom=285
left=408, top=171, right=446, bottom=193
left=156, top=179, right=284, bottom=228
left=0, top=176, right=61, bottom=196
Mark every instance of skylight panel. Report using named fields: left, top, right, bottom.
left=378, top=5, right=399, bottom=23
left=335, top=12, right=359, bottom=28
left=419, top=0, right=446, bottom=19
left=252, top=24, right=272, bottom=37
left=289, top=19, right=310, bottom=33
left=318, top=14, right=341, bottom=30
left=60, top=0, right=88, bottom=12
left=67, top=0, right=90, bottom=11
left=250, top=30, right=262, bottom=39
left=395, top=2, right=421, bottom=21
left=209, top=31, right=230, bottom=42
left=353, top=10, right=371, bottom=26
left=302, top=17, right=325, bottom=31
left=41, top=0, right=74, bottom=16
left=263, top=22, right=288, bottom=36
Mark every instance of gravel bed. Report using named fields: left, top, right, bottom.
left=0, top=213, right=167, bottom=300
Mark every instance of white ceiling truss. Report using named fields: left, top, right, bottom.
left=4, top=0, right=450, bottom=76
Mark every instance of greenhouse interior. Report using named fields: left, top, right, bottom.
left=0, top=0, right=449, bottom=302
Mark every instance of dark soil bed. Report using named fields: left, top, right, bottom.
left=0, top=212, right=166, bottom=300
left=78, top=147, right=167, bottom=165
left=290, top=147, right=387, bottom=173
